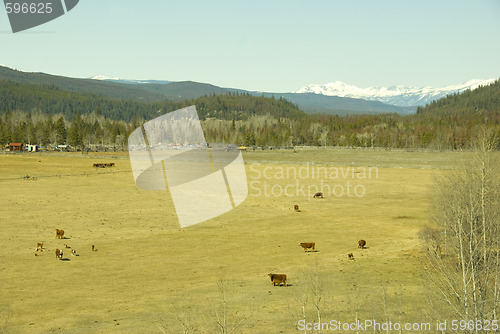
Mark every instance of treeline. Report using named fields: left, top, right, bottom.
left=201, top=80, right=500, bottom=148
left=0, top=85, right=308, bottom=148
left=0, top=79, right=499, bottom=150
left=0, top=110, right=133, bottom=147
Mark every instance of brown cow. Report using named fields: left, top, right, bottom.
left=294, top=205, right=300, bottom=212
left=65, top=244, right=71, bottom=249
left=37, top=242, right=44, bottom=249
left=299, top=242, right=315, bottom=252
left=358, top=240, right=366, bottom=249
left=55, top=229, right=65, bottom=239
left=313, top=192, right=324, bottom=198
left=348, top=253, right=354, bottom=260
left=268, top=273, right=287, bottom=286
left=55, top=249, right=63, bottom=259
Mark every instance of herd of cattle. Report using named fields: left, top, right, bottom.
left=35, top=192, right=367, bottom=288
left=267, top=192, right=368, bottom=287
left=33, top=229, right=97, bottom=259
left=92, top=162, right=115, bottom=168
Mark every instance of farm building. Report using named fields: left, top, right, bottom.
left=8, top=143, right=24, bottom=152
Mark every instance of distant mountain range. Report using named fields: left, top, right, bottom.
left=90, top=75, right=172, bottom=85
left=92, top=74, right=497, bottom=111
left=87, top=74, right=415, bottom=115
left=0, top=65, right=496, bottom=116
left=294, top=79, right=497, bottom=107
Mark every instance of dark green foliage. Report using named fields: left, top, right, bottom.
left=172, top=93, right=305, bottom=121
left=54, top=117, right=66, bottom=144
left=0, top=66, right=413, bottom=115
left=68, top=113, right=83, bottom=147
left=0, top=66, right=165, bottom=102
left=417, top=79, right=500, bottom=116
left=0, top=75, right=498, bottom=150
left=0, top=79, right=175, bottom=122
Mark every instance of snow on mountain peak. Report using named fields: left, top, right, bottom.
left=89, top=75, right=171, bottom=85
left=91, top=75, right=121, bottom=81
left=294, top=79, right=497, bottom=107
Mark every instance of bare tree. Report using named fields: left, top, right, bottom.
left=307, top=262, right=326, bottom=329
left=158, top=302, right=197, bottom=334
left=423, top=129, right=500, bottom=330
left=289, top=271, right=309, bottom=333
left=213, top=278, right=250, bottom=334
left=290, top=261, right=332, bottom=333
left=346, top=278, right=364, bottom=334
left=158, top=279, right=250, bottom=334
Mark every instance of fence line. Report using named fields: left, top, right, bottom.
left=0, top=169, right=131, bottom=182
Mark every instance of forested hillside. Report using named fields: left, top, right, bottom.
left=0, top=66, right=165, bottom=102
left=416, top=79, right=500, bottom=116
left=0, top=66, right=412, bottom=115
left=0, top=80, right=307, bottom=148
left=0, top=80, right=170, bottom=121
left=0, top=77, right=498, bottom=150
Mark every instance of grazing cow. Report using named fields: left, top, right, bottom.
left=37, top=242, right=43, bottom=249
left=358, top=240, right=366, bottom=249
left=71, top=249, right=77, bottom=256
left=268, top=273, right=287, bottom=286
left=55, top=229, right=65, bottom=239
left=313, top=192, right=324, bottom=198
left=299, top=242, right=315, bottom=252
left=55, top=249, right=63, bottom=259
left=348, top=253, right=354, bottom=260
left=294, top=205, right=300, bottom=212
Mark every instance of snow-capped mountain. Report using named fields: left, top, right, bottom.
left=294, top=79, right=497, bottom=107
left=90, top=75, right=171, bottom=85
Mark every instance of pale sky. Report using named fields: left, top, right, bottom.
left=1, top=0, right=499, bottom=92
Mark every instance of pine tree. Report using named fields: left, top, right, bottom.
left=54, top=117, right=66, bottom=145
left=68, top=113, right=83, bottom=148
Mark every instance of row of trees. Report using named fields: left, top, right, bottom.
left=0, top=80, right=499, bottom=150
left=1, top=108, right=499, bottom=151
left=0, top=110, right=130, bottom=148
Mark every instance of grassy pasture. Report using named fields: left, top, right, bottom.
left=0, top=149, right=460, bottom=333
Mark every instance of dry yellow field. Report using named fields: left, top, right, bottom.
left=0, top=149, right=459, bottom=333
